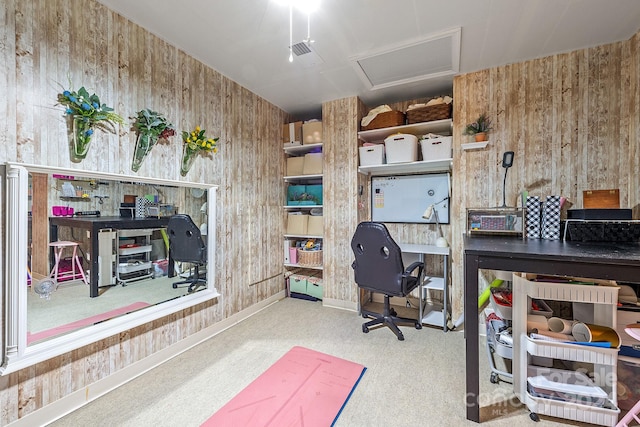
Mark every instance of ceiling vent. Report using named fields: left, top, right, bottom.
left=352, top=27, right=461, bottom=91
left=290, top=41, right=324, bottom=68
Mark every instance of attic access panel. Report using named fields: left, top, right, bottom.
left=352, top=27, right=461, bottom=91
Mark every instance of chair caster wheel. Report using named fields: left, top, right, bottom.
left=490, top=372, right=499, bottom=384
left=389, top=308, right=397, bottom=316
left=397, top=334, right=405, bottom=341
left=362, top=325, right=369, bottom=333
left=529, top=412, right=539, bottom=422
left=172, top=284, right=177, bottom=289
left=415, top=323, right=422, bottom=330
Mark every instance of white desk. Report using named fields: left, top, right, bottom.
left=398, top=243, right=451, bottom=332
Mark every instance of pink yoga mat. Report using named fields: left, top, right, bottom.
left=27, top=302, right=150, bottom=344
left=202, top=346, right=366, bottom=427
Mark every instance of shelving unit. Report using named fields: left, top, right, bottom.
left=116, top=229, right=154, bottom=286
left=512, top=273, right=620, bottom=426
left=398, top=243, right=450, bottom=332
left=283, top=141, right=324, bottom=299
left=357, top=119, right=453, bottom=176
left=358, top=119, right=452, bottom=144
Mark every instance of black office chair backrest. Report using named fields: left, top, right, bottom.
left=167, top=214, right=206, bottom=264
left=351, top=222, right=406, bottom=296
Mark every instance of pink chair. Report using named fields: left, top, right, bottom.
left=48, top=241, right=88, bottom=285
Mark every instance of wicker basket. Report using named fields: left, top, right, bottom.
left=406, top=103, right=452, bottom=124
left=297, top=248, right=323, bottom=267
left=361, top=110, right=405, bottom=131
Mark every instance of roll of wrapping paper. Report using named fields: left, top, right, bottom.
left=527, top=314, right=549, bottom=334
left=572, top=322, right=621, bottom=348
left=478, top=279, right=504, bottom=308
left=530, top=330, right=575, bottom=341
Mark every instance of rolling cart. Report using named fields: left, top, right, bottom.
left=116, top=229, right=154, bottom=286
left=486, top=312, right=513, bottom=384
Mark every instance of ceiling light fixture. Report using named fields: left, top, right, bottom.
left=276, top=0, right=320, bottom=63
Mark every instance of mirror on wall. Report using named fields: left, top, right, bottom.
left=3, top=163, right=219, bottom=374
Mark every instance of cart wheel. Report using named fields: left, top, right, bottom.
left=389, top=308, right=397, bottom=316
left=529, top=412, right=539, bottom=422
left=415, top=323, right=422, bottom=330
left=490, top=372, right=499, bottom=384
left=172, top=283, right=178, bottom=289
left=362, top=325, right=369, bottom=333
left=362, top=313, right=368, bottom=319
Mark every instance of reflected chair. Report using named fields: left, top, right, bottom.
left=167, top=214, right=207, bottom=292
left=350, top=221, right=423, bottom=341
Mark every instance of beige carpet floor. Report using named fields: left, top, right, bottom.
left=49, top=298, right=585, bottom=427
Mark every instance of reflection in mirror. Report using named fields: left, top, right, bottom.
left=4, top=163, right=218, bottom=373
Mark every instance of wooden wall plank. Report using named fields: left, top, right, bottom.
left=1, top=0, right=640, bottom=423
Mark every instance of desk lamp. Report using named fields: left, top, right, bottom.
left=500, top=151, right=514, bottom=208
left=422, top=197, right=449, bottom=247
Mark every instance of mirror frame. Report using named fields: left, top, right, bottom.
left=3, top=162, right=219, bottom=374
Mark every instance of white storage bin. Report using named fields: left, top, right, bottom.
left=527, top=365, right=608, bottom=407
left=359, top=144, right=385, bottom=166
left=420, top=136, right=452, bottom=161
left=384, top=133, right=417, bottom=163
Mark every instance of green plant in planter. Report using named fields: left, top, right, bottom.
left=465, top=113, right=493, bottom=135
left=131, top=109, right=175, bottom=172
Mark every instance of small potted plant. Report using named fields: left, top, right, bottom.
left=465, top=113, right=493, bottom=142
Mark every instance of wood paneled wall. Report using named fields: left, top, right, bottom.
left=2, top=0, right=639, bottom=422
left=451, top=33, right=640, bottom=319
left=0, top=0, right=285, bottom=422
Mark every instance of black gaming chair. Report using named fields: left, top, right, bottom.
left=351, top=221, right=423, bottom=340
left=167, top=214, right=207, bottom=292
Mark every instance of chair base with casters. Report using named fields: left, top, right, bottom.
left=172, top=263, right=206, bottom=293
left=361, top=294, right=422, bottom=341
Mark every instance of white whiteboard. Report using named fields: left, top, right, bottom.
left=371, top=174, right=450, bottom=223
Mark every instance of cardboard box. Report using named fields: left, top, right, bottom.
left=302, top=152, right=323, bottom=175
left=307, top=215, right=323, bottom=236
left=384, top=134, right=418, bottom=163
left=286, top=213, right=308, bottom=234
left=420, top=136, right=452, bottom=161
left=283, top=121, right=303, bottom=143
left=359, top=144, right=385, bottom=166
left=302, top=121, right=323, bottom=144
left=286, top=157, right=304, bottom=176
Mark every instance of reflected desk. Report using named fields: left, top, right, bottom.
left=49, top=216, right=170, bottom=297
left=463, top=235, right=640, bottom=423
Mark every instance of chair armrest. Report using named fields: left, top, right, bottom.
left=401, top=261, right=424, bottom=295
left=404, top=261, right=423, bottom=277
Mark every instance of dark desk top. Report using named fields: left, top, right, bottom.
left=49, top=216, right=170, bottom=229
left=464, top=235, right=640, bottom=281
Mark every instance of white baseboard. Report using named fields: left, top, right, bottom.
left=322, top=297, right=357, bottom=312
left=10, top=291, right=286, bottom=427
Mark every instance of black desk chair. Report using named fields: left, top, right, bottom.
left=167, top=214, right=207, bottom=293
left=351, top=221, right=423, bottom=340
